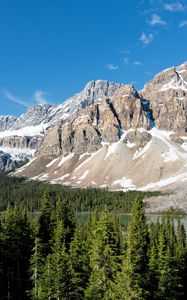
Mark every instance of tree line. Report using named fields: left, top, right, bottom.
left=0, top=173, right=161, bottom=213
left=0, top=190, right=187, bottom=299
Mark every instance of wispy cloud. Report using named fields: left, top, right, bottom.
left=106, top=64, right=119, bottom=70
left=164, top=1, right=185, bottom=12
left=179, top=20, right=187, bottom=27
left=144, top=71, right=152, bottom=76
left=4, top=91, right=30, bottom=107
left=140, top=32, right=154, bottom=45
left=134, top=61, right=143, bottom=66
left=124, top=57, right=129, bottom=65
left=34, top=90, right=48, bottom=104
left=149, top=14, right=166, bottom=26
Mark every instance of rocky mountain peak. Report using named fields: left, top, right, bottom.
left=0, top=115, right=18, bottom=131
left=141, top=62, right=187, bottom=133
left=11, top=104, right=52, bottom=130
left=142, top=61, right=187, bottom=94
left=83, top=79, right=124, bottom=100
left=59, top=79, right=125, bottom=111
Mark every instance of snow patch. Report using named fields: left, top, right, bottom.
left=161, top=77, right=187, bottom=92
left=46, top=157, right=59, bottom=168
left=0, top=147, right=35, bottom=157
left=181, top=143, right=187, bottom=152
left=161, top=148, right=179, bottom=162
left=105, top=132, right=127, bottom=160
left=58, top=153, right=74, bottom=167
left=79, top=153, right=89, bottom=160
left=149, top=127, right=173, bottom=139
left=75, top=152, right=97, bottom=171
left=14, top=157, right=37, bottom=173
left=133, top=141, right=152, bottom=160
left=126, top=141, right=136, bottom=148
left=122, top=94, right=131, bottom=97
left=56, top=173, right=70, bottom=180
left=112, top=177, right=136, bottom=189
left=0, top=124, right=48, bottom=138
left=79, top=169, right=89, bottom=180
left=139, top=172, right=187, bottom=191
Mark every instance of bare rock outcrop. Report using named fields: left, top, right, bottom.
left=0, top=116, right=17, bottom=131
left=37, top=85, right=146, bottom=156
left=0, top=151, right=29, bottom=172
left=141, top=63, right=187, bottom=133
left=0, top=136, right=42, bottom=149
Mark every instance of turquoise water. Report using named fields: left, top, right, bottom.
left=77, top=213, right=187, bottom=230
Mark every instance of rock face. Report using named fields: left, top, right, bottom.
left=141, top=62, right=187, bottom=133
left=0, top=151, right=29, bottom=172
left=0, top=116, right=17, bottom=131
left=11, top=104, right=52, bottom=130
left=0, top=80, right=125, bottom=170
left=0, top=136, right=42, bottom=149
left=37, top=84, right=147, bottom=156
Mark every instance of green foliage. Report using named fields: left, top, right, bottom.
left=0, top=204, right=33, bottom=299
left=0, top=175, right=187, bottom=299
left=85, top=210, right=118, bottom=300
left=114, top=197, right=150, bottom=300
left=0, top=173, right=162, bottom=213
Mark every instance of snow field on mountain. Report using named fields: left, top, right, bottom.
left=0, top=124, right=48, bottom=137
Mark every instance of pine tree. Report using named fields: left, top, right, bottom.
left=38, top=190, right=53, bottom=257
left=0, top=203, right=33, bottom=299
left=54, top=197, right=76, bottom=251
left=30, top=236, right=45, bottom=300
left=175, top=221, right=187, bottom=299
left=85, top=209, right=118, bottom=300
left=38, top=220, right=71, bottom=300
left=68, top=225, right=90, bottom=299
left=156, top=217, right=183, bottom=300
left=114, top=197, right=150, bottom=300
left=148, top=239, right=158, bottom=299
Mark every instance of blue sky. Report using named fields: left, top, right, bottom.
left=0, top=0, right=187, bottom=116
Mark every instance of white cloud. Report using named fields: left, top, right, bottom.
left=106, top=64, right=119, bottom=70
left=34, top=90, right=48, bottom=104
left=179, top=20, right=187, bottom=27
left=149, top=14, right=166, bottom=26
left=140, top=32, right=154, bottom=45
left=134, top=61, right=143, bottom=66
left=4, top=91, right=29, bottom=107
left=124, top=57, right=129, bottom=65
left=144, top=71, right=152, bottom=76
left=164, top=1, right=185, bottom=12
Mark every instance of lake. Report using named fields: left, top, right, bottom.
left=76, top=212, right=187, bottom=230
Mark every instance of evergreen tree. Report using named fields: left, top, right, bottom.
left=175, top=221, right=187, bottom=299
left=37, top=220, right=71, bottom=300
left=54, top=197, right=76, bottom=251
left=38, top=190, right=53, bottom=257
left=114, top=197, right=150, bottom=300
left=85, top=210, right=118, bottom=300
left=148, top=239, right=158, bottom=299
left=0, top=204, right=33, bottom=299
left=156, top=218, right=183, bottom=300
left=30, top=236, right=45, bottom=300
left=68, top=225, right=91, bottom=299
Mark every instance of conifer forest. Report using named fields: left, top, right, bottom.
left=0, top=174, right=187, bottom=299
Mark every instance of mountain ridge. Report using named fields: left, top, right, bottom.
left=0, top=63, right=187, bottom=212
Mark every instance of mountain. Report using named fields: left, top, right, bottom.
left=0, top=115, right=18, bottom=131
left=0, top=80, right=124, bottom=171
left=0, top=64, right=187, bottom=211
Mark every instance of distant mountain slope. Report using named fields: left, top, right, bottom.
left=0, top=80, right=124, bottom=171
